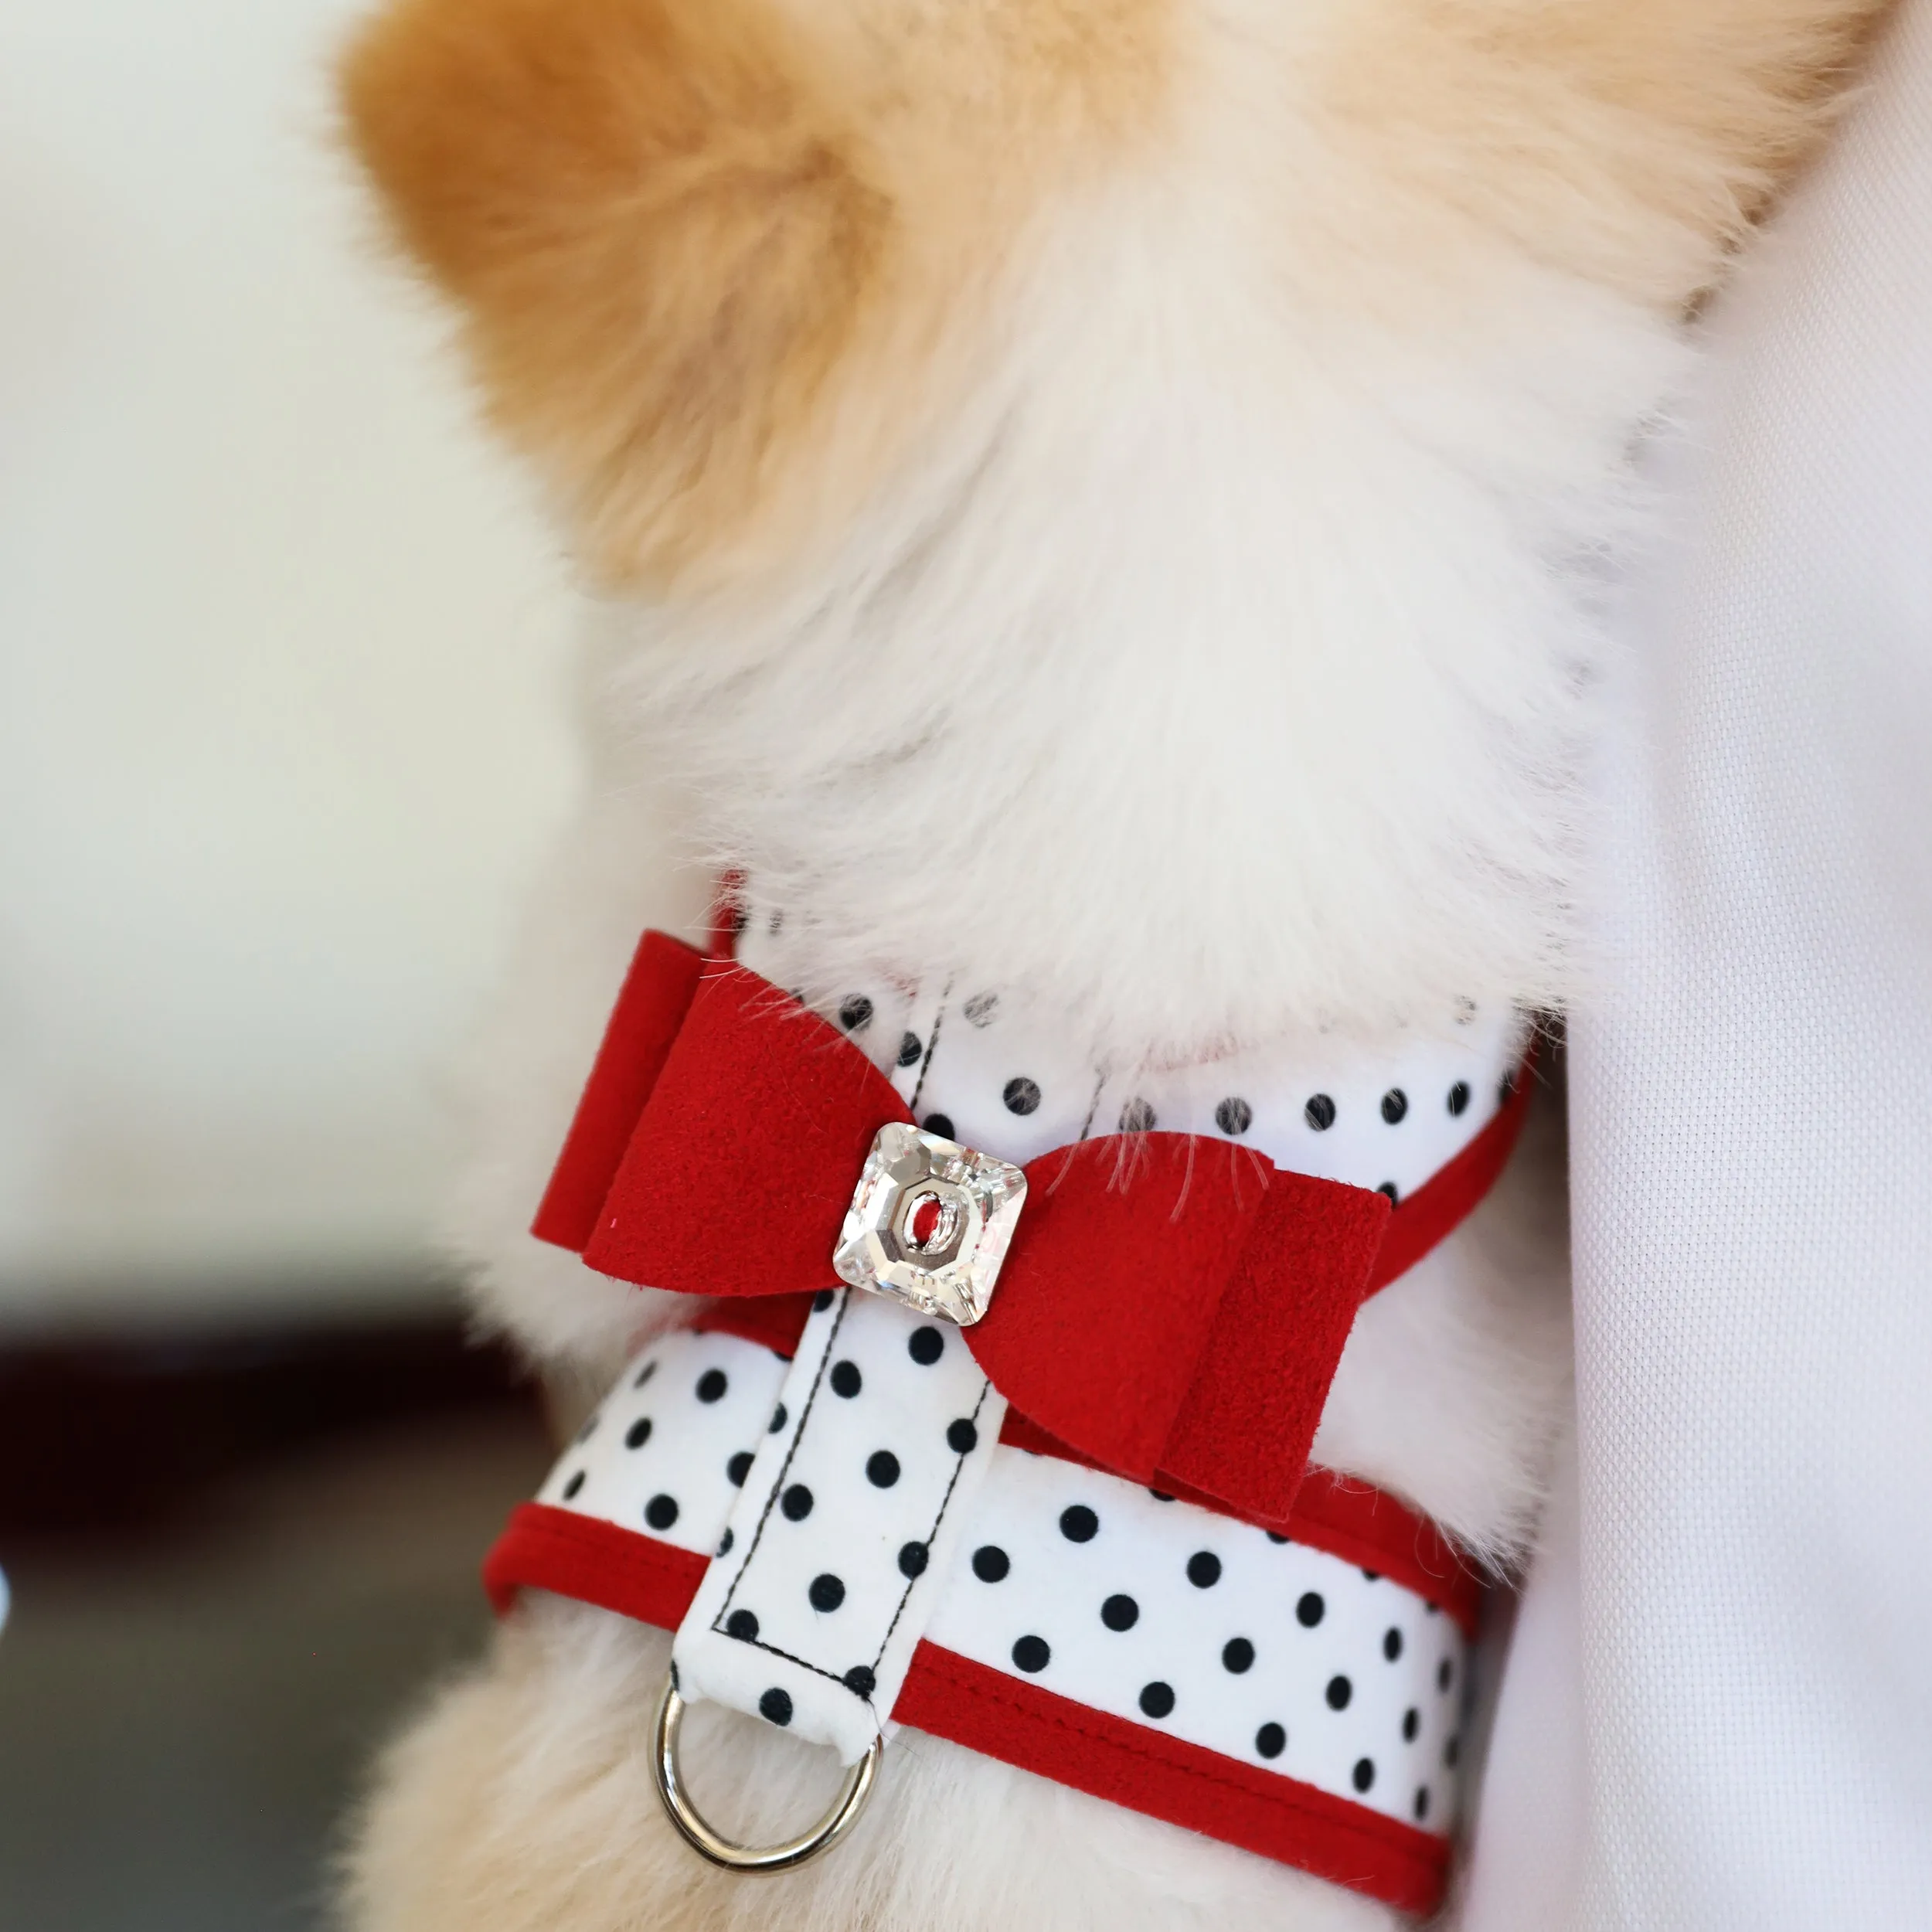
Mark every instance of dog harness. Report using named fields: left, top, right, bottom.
left=484, top=893, right=1532, bottom=1914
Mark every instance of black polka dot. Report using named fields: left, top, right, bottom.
left=1118, top=1097, right=1157, bottom=1134
left=726, top=1608, right=760, bottom=1641
left=1362, top=1568, right=1381, bottom=1582
left=1414, top=1787, right=1430, bottom=1822
left=1403, top=1707, right=1420, bottom=1741
left=1255, top=1723, right=1286, bottom=1760
left=726, top=1451, right=753, bottom=1487
left=1148, top=1489, right=1175, bottom=1503
left=645, top=1493, right=679, bottom=1531
left=1266, top=1531, right=1289, bottom=1545
left=1223, top=1638, right=1256, bottom=1674
left=812, top=1290, right=834, bottom=1312
left=1438, top=1658, right=1454, bottom=1692
left=866, top=1450, right=900, bottom=1488
left=808, top=1573, right=846, bottom=1613
left=972, top=1545, right=1010, bottom=1582
left=1185, top=1551, right=1222, bottom=1589
left=1383, top=1628, right=1404, bottom=1662
left=909, top=1326, right=944, bottom=1366
left=767, top=909, right=783, bottom=936
left=947, top=1417, right=979, bottom=1455
left=1447, top=1080, right=1471, bottom=1117
left=1214, top=1097, right=1253, bottom=1136
left=1445, top=1734, right=1461, bottom=1767
left=898, top=1540, right=929, bottom=1578
left=1326, top=1675, right=1353, bottom=1711
left=838, top=995, right=874, bottom=1032
left=830, top=1359, right=862, bottom=1398
left=696, top=1369, right=728, bottom=1403
left=843, top=1666, right=876, bottom=1699
left=1012, top=1635, right=1050, bottom=1673
left=781, top=1484, right=813, bottom=1522
left=1100, top=1594, right=1139, bottom=1631
left=1352, top=1757, right=1376, bottom=1794
left=964, top=992, right=998, bottom=1027
left=759, top=1688, right=793, bottom=1727
left=769, top=1403, right=789, bottom=1434
left=1304, top=1094, right=1337, bottom=1131
left=1138, top=1682, right=1176, bottom=1719
left=1380, top=1088, right=1409, bottom=1124
left=562, top=1471, right=585, bottom=1501
left=729, top=906, right=749, bottom=937
left=1003, top=1077, right=1042, bottom=1115
left=1377, top=1181, right=1400, bottom=1203
left=717, top=1529, right=733, bottom=1557
left=633, top=1360, right=657, bottom=1389
left=922, top=1113, right=955, bottom=1140
left=624, top=1417, right=653, bottom=1450
left=1060, top=1505, right=1099, bottom=1543
left=1296, top=1591, right=1325, bottom=1628
left=898, top=1032, right=923, bottom=1068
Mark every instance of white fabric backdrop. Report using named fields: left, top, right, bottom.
left=0, top=0, right=581, bottom=1323
left=1464, top=5, right=1932, bottom=1924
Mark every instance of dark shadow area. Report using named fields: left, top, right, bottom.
left=0, top=1306, right=553, bottom=1932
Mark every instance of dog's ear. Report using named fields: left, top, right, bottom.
left=339, top=0, right=900, bottom=590
left=340, top=0, right=1173, bottom=594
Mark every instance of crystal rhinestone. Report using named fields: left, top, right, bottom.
left=832, top=1123, right=1027, bottom=1326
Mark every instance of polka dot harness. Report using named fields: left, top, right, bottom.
left=485, top=901, right=1526, bottom=1915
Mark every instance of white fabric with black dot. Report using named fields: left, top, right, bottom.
left=672, top=1285, right=1005, bottom=1762
left=736, top=900, right=1526, bottom=1207
left=540, top=1325, right=1468, bottom=1830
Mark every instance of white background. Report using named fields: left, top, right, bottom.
left=1463, top=2, right=1932, bottom=1923
left=0, top=0, right=583, bottom=1328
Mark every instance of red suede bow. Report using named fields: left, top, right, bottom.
left=532, top=931, right=1532, bottom=1532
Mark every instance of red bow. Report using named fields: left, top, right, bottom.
left=532, top=932, right=1532, bottom=1531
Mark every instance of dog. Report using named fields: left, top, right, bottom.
left=333, top=1, right=1880, bottom=1924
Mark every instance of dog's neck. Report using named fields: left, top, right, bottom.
left=602, top=162, right=1667, bottom=1066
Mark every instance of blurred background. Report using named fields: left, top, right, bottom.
left=2, top=2, right=585, bottom=1923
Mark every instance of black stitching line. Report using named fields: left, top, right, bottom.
left=712, top=1290, right=851, bottom=1635
left=719, top=1628, right=860, bottom=1692
left=868, top=1375, right=996, bottom=1672
left=906, top=980, right=951, bottom=1116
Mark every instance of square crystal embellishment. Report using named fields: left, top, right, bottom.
left=832, top=1123, right=1028, bottom=1326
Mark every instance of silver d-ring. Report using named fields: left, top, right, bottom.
left=651, top=1675, right=882, bottom=1873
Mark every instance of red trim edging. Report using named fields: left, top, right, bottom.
left=483, top=1502, right=705, bottom=1625
left=483, top=1511, right=1451, bottom=1916
left=893, top=1643, right=1447, bottom=1915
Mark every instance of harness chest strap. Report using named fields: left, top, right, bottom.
left=487, top=1320, right=1478, bottom=1917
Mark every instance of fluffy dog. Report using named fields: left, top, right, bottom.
left=335, top=1, right=1880, bottom=1925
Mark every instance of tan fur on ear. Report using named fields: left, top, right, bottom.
left=341, top=0, right=896, bottom=590
left=340, top=0, right=1169, bottom=594
left=1319, top=0, right=1893, bottom=312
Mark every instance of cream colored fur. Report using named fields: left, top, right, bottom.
left=335, top=0, right=1879, bottom=1923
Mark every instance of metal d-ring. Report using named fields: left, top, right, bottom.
left=651, top=1675, right=883, bottom=1873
